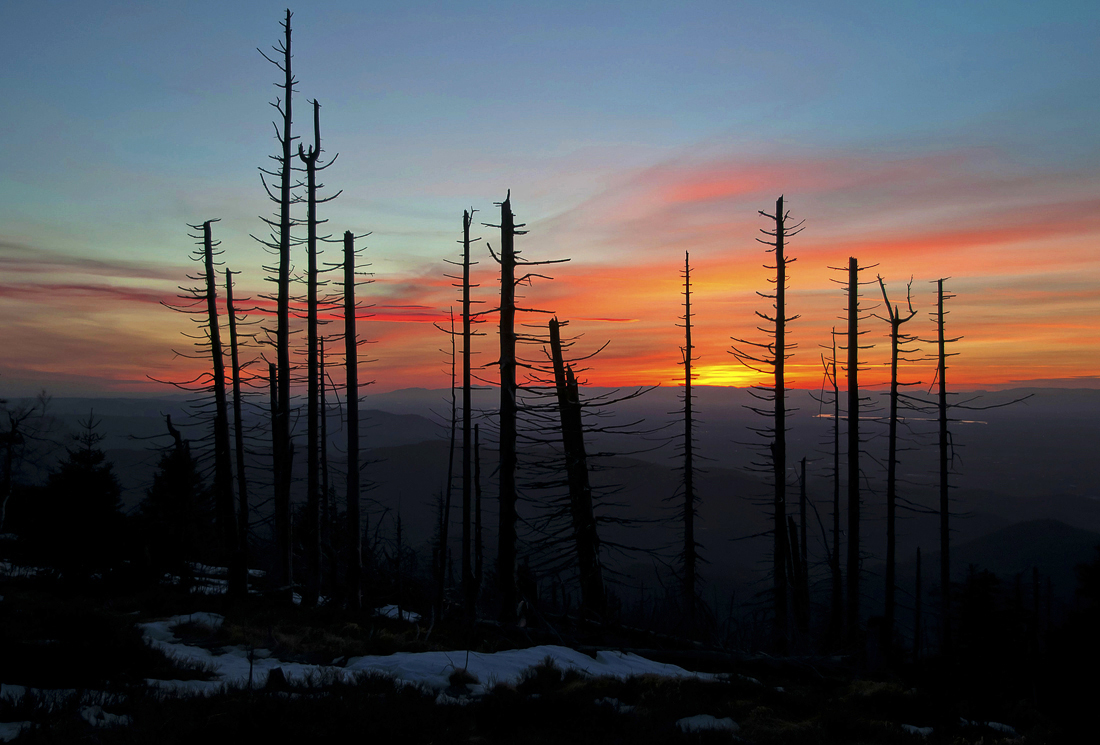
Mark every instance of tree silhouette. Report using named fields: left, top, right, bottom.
left=914, top=545, right=923, bottom=661
left=815, top=329, right=844, bottom=645
left=342, top=230, right=371, bottom=609
left=140, top=415, right=212, bottom=580
left=455, top=210, right=484, bottom=618
left=433, top=309, right=458, bottom=620
left=440, top=210, right=486, bottom=619
left=875, top=275, right=919, bottom=660
left=225, top=268, right=253, bottom=592
left=297, top=98, right=341, bottom=607
left=255, top=9, right=299, bottom=598
left=548, top=317, right=605, bottom=620
left=0, top=393, right=52, bottom=534
left=678, top=251, right=701, bottom=630
left=196, top=221, right=241, bottom=596
left=156, top=219, right=243, bottom=595
left=930, top=277, right=960, bottom=654
left=474, top=422, right=484, bottom=592
left=833, top=256, right=877, bottom=644
left=486, top=191, right=566, bottom=623
left=731, top=195, right=802, bottom=652
left=48, top=412, right=124, bottom=579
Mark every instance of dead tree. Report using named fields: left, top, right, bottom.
left=914, top=545, right=922, bottom=661
left=933, top=278, right=958, bottom=654
left=443, top=210, right=484, bottom=618
left=297, top=98, right=341, bottom=607
left=459, top=210, right=483, bottom=617
left=549, top=318, right=605, bottom=620
left=225, top=269, right=251, bottom=591
left=906, top=280, right=1026, bottom=655
left=433, top=310, right=459, bottom=620
left=485, top=191, right=566, bottom=623
left=796, top=457, right=809, bottom=633
left=679, top=252, right=700, bottom=630
left=474, top=422, right=483, bottom=592
left=876, top=276, right=919, bottom=660
left=319, top=336, right=337, bottom=595
left=786, top=514, right=807, bottom=636
left=255, top=9, right=299, bottom=598
left=832, top=256, right=877, bottom=644
left=731, top=195, right=802, bottom=652
left=493, top=194, right=521, bottom=622
left=846, top=259, right=860, bottom=643
left=268, top=361, right=278, bottom=496
left=157, top=220, right=244, bottom=596
left=200, top=221, right=238, bottom=593
left=799, top=458, right=807, bottom=587
left=343, top=230, right=365, bottom=608
left=817, top=329, right=844, bottom=645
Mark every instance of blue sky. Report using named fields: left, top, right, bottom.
left=1, top=1, right=1098, bottom=392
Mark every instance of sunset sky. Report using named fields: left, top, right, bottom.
left=1, top=0, right=1097, bottom=395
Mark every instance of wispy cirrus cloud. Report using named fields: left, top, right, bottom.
left=3, top=145, right=1099, bottom=393
left=0, top=240, right=182, bottom=280
left=0, top=281, right=174, bottom=306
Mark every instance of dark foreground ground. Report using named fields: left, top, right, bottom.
left=0, top=576, right=1089, bottom=744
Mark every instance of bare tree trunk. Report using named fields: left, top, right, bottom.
left=846, top=257, right=860, bottom=644
left=226, top=269, right=249, bottom=593
left=799, top=457, right=807, bottom=582
left=269, top=362, right=278, bottom=490
left=320, top=337, right=336, bottom=596
left=786, top=515, right=806, bottom=637
left=732, top=196, right=799, bottom=652
left=272, top=9, right=296, bottom=601
left=461, top=210, right=475, bottom=619
left=0, top=425, right=14, bottom=534
left=344, top=231, right=362, bottom=609
left=936, top=279, right=951, bottom=655
left=914, top=546, right=922, bottom=662
left=497, top=194, right=518, bottom=623
left=829, top=330, right=843, bottom=645
left=474, top=423, right=483, bottom=593
left=681, top=251, right=697, bottom=630
left=798, top=457, right=808, bottom=633
left=878, top=277, right=916, bottom=663
left=300, top=99, right=322, bottom=607
left=773, top=196, right=789, bottom=652
left=201, top=221, right=240, bottom=597
left=436, top=312, right=457, bottom=620
left=886, top=330, right=899, bottom=657
left=549, top=318, right=605, bottom=621
left=395, top=511, right=403, bottom=618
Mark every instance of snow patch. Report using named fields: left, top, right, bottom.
left=139, top=616, right=718, bottom=696
left=901, top=724, right=933, bottom=737
left=676, top=715, right=740, bottom=734
left=374, top=604, right=421, bottom=623
left=595, top=697, right=635, bottom=714
left=434, top=692, right=474, bottom=706
left=0, top=722, right=32, bottom=742
left=0, top=685, right=26, bottom=702
left=80, top=705, right=132, bottom=728
left=0, top=685, right=77, bottom=706
left=0, top=561, right=47, bottom=579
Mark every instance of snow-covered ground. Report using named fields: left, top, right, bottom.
left=139, top=612, right=717, bottom=695
left=676, top=714, right=740, bottom=734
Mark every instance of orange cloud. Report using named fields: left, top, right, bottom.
left=3, top=147, right=1099, bottom=396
